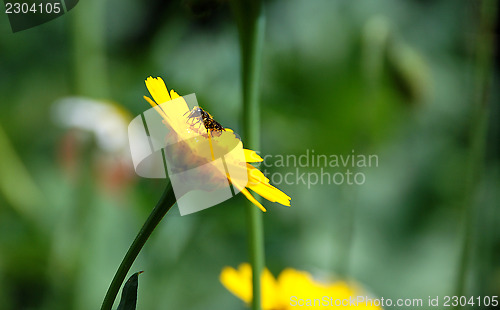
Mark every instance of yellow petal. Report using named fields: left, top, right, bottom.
left=244, top=149, right=263, bottom=163
left=220, top=263, right=282, bottom=310
left=226, top=173, right=266, bottom=212
left=143, top=95, right=169, bottom=123
left=246, top=164, right=270, bottom=184
left=277, top=269, right=332, bottom=309
left=145, top=76, right=172, bottom=104
left=327, top=281, right=357, bottom=299
left=220, top=264, right=253, bottom=304
left=245, top=164, right=291, bottom=206
left=143, top=78, right=196, bottom=141
left=247, top=181, right=291, bottom=207
left=239, top=187, right=267, bottom=212
left=261, top=268, right=282, bottom=309
left=277, top=268, right=317, bottom=298
left=170, top=89, right=180, bottom=100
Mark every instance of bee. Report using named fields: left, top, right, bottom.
left=184, top=106, right=225, bottom=136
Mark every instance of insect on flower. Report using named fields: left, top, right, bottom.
left=143, top=76, right=291, bottom=212
left=184, top=105, right=226, bottom=136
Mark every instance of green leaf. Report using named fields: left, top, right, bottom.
left=116, top=271, right=143, bottom=310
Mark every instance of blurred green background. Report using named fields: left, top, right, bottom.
left=0, top=0, right=498, bottom=309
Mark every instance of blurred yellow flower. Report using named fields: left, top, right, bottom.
left=220, top=263, right=383, bottom=309
left=143, top=76, right=291, bottom=212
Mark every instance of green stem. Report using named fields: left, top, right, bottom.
left=100, top=182, right=176, bottom=310
left=246, top=203, right=265, bottom=310
left=455, top=0, right=496, bottom=301
left=231, top=1, right=265, bottom=310
left=72, top=0, right=108, bottom=97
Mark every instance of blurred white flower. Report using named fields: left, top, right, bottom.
left=52, top=97, right=135, bottom=192
left=52, top=97, right=131, bottom=154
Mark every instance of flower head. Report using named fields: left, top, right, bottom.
left=143, top=76, right=291, bottom=211
left=220, top=263, right=383, bottom=310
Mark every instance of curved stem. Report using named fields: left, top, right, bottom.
left=100, top=182, right=176, bottom=310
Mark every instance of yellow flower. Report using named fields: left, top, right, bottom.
left=143, top=76, right=291, bottom=212
left=220, top=263, right=383, bottom=310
